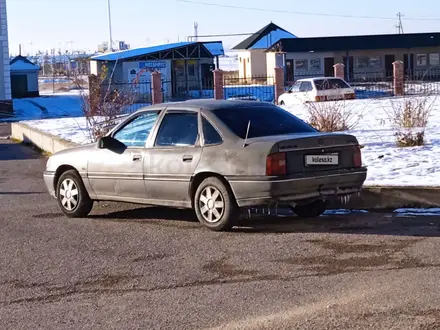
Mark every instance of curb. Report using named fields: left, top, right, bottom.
left=10, top=122, right=440, bottom=210
left=329, top=186, right=440, bottom=210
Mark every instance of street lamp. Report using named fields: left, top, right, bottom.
left=107, top=0, right=113, bottom=52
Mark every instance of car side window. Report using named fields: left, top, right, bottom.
left=113, top=112, right=159, bottom=147
left=155, top=112, right=199, bottom=147
left=202, top=117, right=223, bottom=145
left=299, top=82, right=313, bottom=92
left=290, top=81, right=301, bottom=92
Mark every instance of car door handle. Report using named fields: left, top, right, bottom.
left=132, top=154, right=142, bottom=162
left=182, top=155, right=193, bottom=162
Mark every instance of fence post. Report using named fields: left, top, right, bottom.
left=393, top=61, right=404, bottom=96
left=274, top=67, right=284, bottom=105
left=333, top=63, right=345, bottom=80
left=88, top=74, right=100, bottom=116
left=151, top=71, right=163, bottom=104
left=213, top=69, right=224, bottom=100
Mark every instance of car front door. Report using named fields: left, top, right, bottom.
left=87, top=111, right=160, bottom=201
left=284, top=81, right=302, bottom=105
left=144, top=109, right=202, bottom=206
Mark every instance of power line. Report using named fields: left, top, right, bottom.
left=176, top=0, right=440, bottom=21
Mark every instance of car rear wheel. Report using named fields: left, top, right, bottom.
left=194, top=177, right=238, bottom=231
left=56, top=170, right=93, bottom=218
left=292, top=199, right=327, bottom=218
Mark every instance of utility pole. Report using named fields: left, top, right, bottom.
left=107, top=0, right=113, bottom=52
left=396, top=12, right=404, bottom=34
left=194, top=22, right=199, bottom=42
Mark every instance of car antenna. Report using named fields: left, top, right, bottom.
left=243, top=120, right=251, bottom=147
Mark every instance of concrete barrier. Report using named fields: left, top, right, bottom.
left=11, top=122, right=79, bottom=154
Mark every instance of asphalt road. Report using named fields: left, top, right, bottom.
left=2, top=132, right=440, bottom=330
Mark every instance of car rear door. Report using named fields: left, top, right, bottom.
left=144, top=109, right=202, bottom=205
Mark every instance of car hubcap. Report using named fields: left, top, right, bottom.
left=59, top=179, right=79, bottom=211
left=199, top=186, right=224, bottom=223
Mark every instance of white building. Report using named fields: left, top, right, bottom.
left=232, top=23, right=297, bottom=79
left=0, top=0, right=11, bottom=109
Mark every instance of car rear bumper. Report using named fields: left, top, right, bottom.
left=228, top=168, right=367, bottom=207
left=43, top=171, right=56, bottom=198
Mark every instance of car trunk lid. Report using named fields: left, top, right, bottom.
left=274, top=133, right=360, bottom=174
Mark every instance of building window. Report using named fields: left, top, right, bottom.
left=310, top=58, right=321, bottom=71
left=355, top=56, right=381, bottom=69
left=295, top=59, right=308, bottom=71
left=429, top=53, right=440, bottom=66
left=188, top=64, right=196, bottom=76
left=416, top=54, right=427, bottom=66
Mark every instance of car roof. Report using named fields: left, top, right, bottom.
left=135, top=99, right=276, bottom=113
left=297, top=77, right=344, bottom=82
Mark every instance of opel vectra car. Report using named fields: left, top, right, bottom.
left=43, top=100, right=367, bottom=231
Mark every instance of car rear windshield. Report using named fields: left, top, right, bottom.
left=314, top=78, right=350, bottom=90
left=211, top=105, right=317, bottom=139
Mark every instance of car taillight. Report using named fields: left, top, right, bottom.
left=266, top=152, right=287, bottom=176
left=353, top=145, right=362, bottom=167
left=345, top=93, right=356, bottom=100
left=315, top=95, right=327, bottom=102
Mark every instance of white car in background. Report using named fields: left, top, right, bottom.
left=278, top=77, right=356, bottom=106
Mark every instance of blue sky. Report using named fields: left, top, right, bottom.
left=7, top=0, right=440, bottom=55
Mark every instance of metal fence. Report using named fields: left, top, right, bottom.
left=162, top=77, right=214, bottom=103
left=223, top=75, right=275, bottom=102
left=346, top=71, right=394, bottom=99
left=101, top=81, right=152, bottom=104
left=404, top=68, right=440, bottom=95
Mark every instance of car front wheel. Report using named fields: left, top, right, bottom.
left=56, top=170, right=93, bottom=217
left=194, top=177, right=238, bottom=231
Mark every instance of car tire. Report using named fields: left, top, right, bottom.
left=56, top=169, right=93, bottom=218
left=292, top=199, right=327, bottom=218
left=279, top=101, right=285, bottom=106
left=194, top=177, right=238, bottom=231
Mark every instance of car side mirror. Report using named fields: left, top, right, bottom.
left=287, top=90, right=292, bottom=94
left=97, top=136, right=113, bottom=149
left=97, top=136, right=126, bottom=153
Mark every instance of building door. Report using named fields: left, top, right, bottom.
left=385, top=55, right=395, bottom=79
left=201, top=63, right=213, bottom=89
left=404, top=54, right=414, bottom=77
left=11, top=74, right=28, bottom=98
left=343, top=56, right=354, bottom=81
left=285, top=59, right=294, bottom=82
left=324, top=57, right=335, bottom=77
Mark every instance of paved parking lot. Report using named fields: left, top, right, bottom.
left=2, top=134, right=440, bottom=329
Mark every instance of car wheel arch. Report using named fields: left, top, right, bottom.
left=189, top=172, right=237, bottom=208
left=54, top=165, right=80, bottom=193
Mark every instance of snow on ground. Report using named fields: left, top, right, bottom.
left=394, top=208, right=440, bottom=216
left=282, top=96, right=440, bottom=187
left=7, top=93, right=440, bottom=187
left=3, top=91, right=84, bottom=122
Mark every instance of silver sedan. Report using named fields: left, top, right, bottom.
left=43, top=100, right=367, bottom=231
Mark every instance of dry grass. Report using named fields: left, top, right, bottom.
left=75, top=64, right=136, bottom=141
left=304, top=99, right=358, bottom=132
left=388, top=95, right=435, bottom=147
